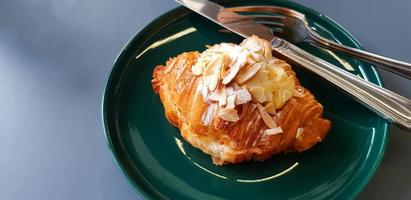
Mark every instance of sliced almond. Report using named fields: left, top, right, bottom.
left=264, top=102, right=276, bottom=115
left=207, top=73, right=219, bottom=92
left=201, top=84, right=209, bottom=101
left=196, top=77, right=203, bottom=93
left=241, top=36, right=260, bottom=52
left=208, top=92, right=219, bottom=102
left=201, top=103, right=218, bottom=126
left=226, top=86, right=235, bottom=96
left=241, top=36, right=272, bottom=60
left=219, top=97, right=227, bottom=106
left=235, top=88, right=252, bottom=105
left=218, top=108, right=240, bottom=122
left=262, top=40, right=273, bottom=59
left=226, top=94, right=236, bottom=109
left=220, top=55, right=229, bottom=80
left=202, top=56, right=217, bottom=76
left=235, top=62, right=263, bottom=84
left=246, top=54, right=257, bottom=65
left=203, top=56, right=223, bottom=91
left=250, top=87, right=267, bottom=103
left=263, top=127, right=283, bottom=136
left=197, top=78, right=209, bottom=101
left=296, top=127, right=304, bottom=141
left=209, top=85, right=227, bottom=106
left=222, top=50, right=248, bottom=84
left=191, top=52, right=205, bottom=76
left=257, top=103, right=277, bottom=128
left=249, top=51, right=264, bottom=62
left=218, top=86, right=227, bottom=106
left=222, top=63, right=240, bottom=84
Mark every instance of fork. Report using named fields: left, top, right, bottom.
left=224, top=6, right=411, bottom=79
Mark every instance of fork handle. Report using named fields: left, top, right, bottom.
left=271, top=38, right=411, bottom=131
left=307, top=30, right=411, bottom=79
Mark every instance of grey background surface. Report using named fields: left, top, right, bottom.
left=0, top=0, right=410, bottom=199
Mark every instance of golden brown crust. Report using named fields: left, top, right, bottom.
left=152, top=51, right=331, bottom=165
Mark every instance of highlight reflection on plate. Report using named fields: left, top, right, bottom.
left=175, top=137, right=300, bottom=182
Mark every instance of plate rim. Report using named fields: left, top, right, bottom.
left=102, top=1, right=389, bottom=199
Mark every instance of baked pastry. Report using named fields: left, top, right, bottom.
left=152, top=36, right=331, bottom=165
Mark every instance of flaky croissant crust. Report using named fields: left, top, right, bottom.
left=152, top=52, right=330, bottom=165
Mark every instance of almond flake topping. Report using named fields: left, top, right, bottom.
left=235, top=62, right=263, bottom=84
left=226, top=94, right=236, bottom=109
left=202, top=104, right=218, bottom=126
left=263, top=127, right=283, bottom=136
left=218, top=108, right=240, bottom=122
left=192, top=36, right=297, bottom=127
left=235, top=88, right=252, bottom=105
left=296, top=127, right=304, bottom=141
left=257, top=103, right=278, bottom=128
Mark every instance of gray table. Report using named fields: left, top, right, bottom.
left=0, top=0, right=410, bottom=199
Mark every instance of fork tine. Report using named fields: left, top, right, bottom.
left=258, top=23, right=284, bottom=34
left=219, top=27, right=283, bottom=34
left=238, top=15, right=286, bottom=25
left=226, top=6, right=288, bottom=14
left=221, top=6, right=307, bottom=38
left=259, top=22, right=284, bottom=29
left=225, top=6, right=306, bottom=19
left=229, top=15, right=285, bottom=33
left=219, top=19, right=285, bottom=33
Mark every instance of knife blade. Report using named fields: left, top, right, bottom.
left=174, top=0, right=274, bottom=41
left=174, top=0, right=411, bottom=130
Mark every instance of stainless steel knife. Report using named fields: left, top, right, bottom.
left=174, top=0, right=411, bottom=130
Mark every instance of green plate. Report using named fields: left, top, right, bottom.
left=103, top=0, right=389, bottom=199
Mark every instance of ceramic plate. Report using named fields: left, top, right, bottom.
left=103, top=0, right=388, bottom=199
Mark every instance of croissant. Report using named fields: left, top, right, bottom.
left=152, top=36, right=331, bottom=165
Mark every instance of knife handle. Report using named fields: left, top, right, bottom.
left=270, top=38, right=411, bottom=131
